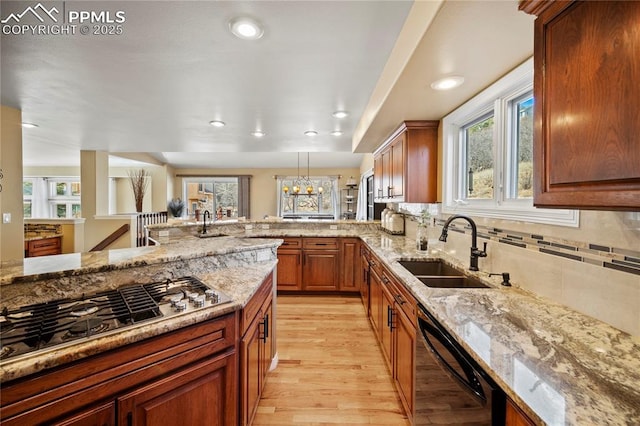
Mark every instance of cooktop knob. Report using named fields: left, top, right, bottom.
left=174, top=301, right=187, bottom=312
left=186, top=292, right=199, bottom=303
left=205, top=289, right=219, bottom=302
left=193, top=296, right=206, bottom=308
left=170, top=295, right=183, bottom=306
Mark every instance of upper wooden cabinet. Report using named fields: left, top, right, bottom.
left=520, top=0, right=640, bottom=210
left=373, top=121, right=439, bottom=203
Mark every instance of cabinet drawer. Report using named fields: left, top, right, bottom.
left=381, top=269, right=416, bottom=326
left=27, top=237, right=62, bottom=257
left=279, top=237, right=302, bottom=249
left=303, top=238, right=339, bottom=250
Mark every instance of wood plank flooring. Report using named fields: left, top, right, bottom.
left=252, top=295, right=410, bottom=426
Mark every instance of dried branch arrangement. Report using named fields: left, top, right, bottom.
left=127, top=168, right=150, bottom=212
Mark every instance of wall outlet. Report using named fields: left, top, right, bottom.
left=256, top=251, right=270, bottom=262
left=2, top=213, right=11, bottom=224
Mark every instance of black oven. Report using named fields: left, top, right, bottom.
left=415, top=303, right=505, bottom=425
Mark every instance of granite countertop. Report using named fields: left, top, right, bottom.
left=361, top=233, right=640, bottom=426
left=0, top=235, right=281, bottom=285
left=0, top=260, right=277, bottom=382
left=2, top=227, right=639, bottom=424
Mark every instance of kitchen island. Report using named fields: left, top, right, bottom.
left=2, top=221, right=639, bottom=425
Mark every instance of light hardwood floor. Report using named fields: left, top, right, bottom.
left=253, top=295, right=410, bottom=426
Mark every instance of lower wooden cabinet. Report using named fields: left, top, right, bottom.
left=506, top=398, right=536, bottom=426
left=360, top=246, right=371, bottom=315
left=118, top=353, right=236, bottom=426
left=51, top=402, right=115, bottom=426
left=369, top=253, right=417, bottom=423
left=276, top=237, right=362, bottom=293
left=277, top=238, right=302, bottom=291
left=302, top=249, right=340, bottom=291
left=339, top=238, right=361, bottom=292
left=240, top=273, right=275, bottom=426
left=0, top=314, right=237, bottom=426
left=25, top=236, right=62, bottom=257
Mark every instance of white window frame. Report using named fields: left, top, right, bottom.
left=442, top=58, right=579, bottom=227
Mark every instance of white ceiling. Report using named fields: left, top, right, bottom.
left=1, top=1, right=535, bottom=170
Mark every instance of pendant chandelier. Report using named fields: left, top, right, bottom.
left=283, top=152, right=322, bottom=196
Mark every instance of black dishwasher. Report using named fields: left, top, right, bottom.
left=415, top=303, right=506, bottom=425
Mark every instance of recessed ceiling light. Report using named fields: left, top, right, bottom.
left=332, top=111, right=348, bottom=119
left=21, top=122, right=39, bottom=128
left=430, top=76, right=465, bottom=91
left=229, top=17, right=264, bottom=40
left=330, top=130, right=343, bottom=136
left=304, top=130, right=318, bottom=136
left=209, top=120, right=225, bottom=127
left=251, top=131, right=266, bottom=137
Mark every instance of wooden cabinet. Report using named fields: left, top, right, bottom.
left=339, top=238, right=361, bottom=292
left=369, top=254, right=417, bottom=422
left=276, top=237, right=361, bottom=293
left=118, top=354, right=235, bottom=426
left=506, top=398, right=536, bottom=426
left=240, top=273, right=275, bottom=426
left=51, top=403, right=115, bottom=426
left=373, top=120, right=438, bottom=203
left=0, top=314, right=237, bottom=426
left=25, top=236, right=62, bottom=257
left=520, top=0, right=640, bottom=209
left=302, top=238, right=339, bottom=291
left=277, top=238, right=302, bottom=291
left=369, top=265, right=383, bottom=341
left=359, top=246, right=371, bottom=315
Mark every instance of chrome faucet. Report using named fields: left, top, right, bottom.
left=438, top=214, right=487, bottom=271
left=201, top=210, right=211, bottom=234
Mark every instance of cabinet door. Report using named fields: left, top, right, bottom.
left=262, top=299, right=274, bottom=382
left=241, top=309, right=263, bottom=426
left=118, top=352, right=236, bottom=426
left=339, top=238, right=360, bottom=292
left=524, top=0, right=640, bottom=209
left=382, top=149, right=392, bottom=198
left=360, top=252, right=370, bottom=315
left=390, top=134, right=405, bottom=199
left=277, top=250, right=302, bottom=291
left=380, top=280, right=394, bottom=370
left=369, top=267, right=382, bottom=340
left=506, top=398, right=535, bottom=426
left=51, top=403, right=115, bottom=426
left=394, top=307, right=415, bottom=420
left=302, top=250, right=339, bottom=291
left=374, top=155, right=384, bottom=200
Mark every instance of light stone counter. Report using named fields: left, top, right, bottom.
left=3, top=223, right=639, bottom=425
left=361, top=233, right=640, bottom=426
left=0, top=261, right=277, bottom=382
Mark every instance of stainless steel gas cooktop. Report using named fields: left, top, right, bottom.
left=0, top=276, right=232, bottom=361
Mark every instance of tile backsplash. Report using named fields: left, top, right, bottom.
left=400, top=207, right=640, bottom=337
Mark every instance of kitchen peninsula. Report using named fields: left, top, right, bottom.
left=1, top=220, right=639, bottom=425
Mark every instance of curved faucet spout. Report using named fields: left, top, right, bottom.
left=202, top=210, right=211, bottom=234
left=438, top=214, right=487, bottom=271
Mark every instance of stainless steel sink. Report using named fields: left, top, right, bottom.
left=398, top=260, right=489, bottom=289
left=398, top=260, right=461, bottom=277
left=417, top=276, right=489, bottom=289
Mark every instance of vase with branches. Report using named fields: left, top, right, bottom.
left=127, top=168, right=150, bottom=213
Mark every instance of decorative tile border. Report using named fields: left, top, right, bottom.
left=434, top=219, right=640, bottom=277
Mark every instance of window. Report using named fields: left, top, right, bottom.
left=442, top=58, right=578, bottom=226
left=182, top=176, right=250, bottom=219
left=23, top=177, right=82, bottom=219
left=276, top=176, right=339, bottom=219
